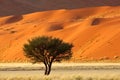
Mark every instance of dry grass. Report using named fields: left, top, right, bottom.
left=0, top=74, right=120, bottom=80
left=0, top=63, right=120, bottom=80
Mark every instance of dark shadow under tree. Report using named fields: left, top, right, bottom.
left=23, top=36, right=73, bottom=75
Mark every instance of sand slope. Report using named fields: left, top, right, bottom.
left=0, top=2, right=120, bottom=62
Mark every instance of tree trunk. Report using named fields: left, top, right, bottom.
left=44, top=64, right=48, bottom=75
left=47, top=62, right=52, bottom=75
left=44, top=62, right=52, bottom=75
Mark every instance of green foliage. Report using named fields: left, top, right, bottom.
left=23, top=36, right=73, bottom=63
left=23, top=36, right=73, bottom=75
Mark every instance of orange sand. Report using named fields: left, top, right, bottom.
left=0, top=1, right=120, bottom=62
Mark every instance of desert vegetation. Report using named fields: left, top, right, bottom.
left=23, top=36, right=73, bottom=75
left=0, top=73, right=120, bottom=80
left=0, top=63, right=120, bottom=80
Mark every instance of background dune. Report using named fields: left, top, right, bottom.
left=0, top=0, right=120, bottom=62
left=0, top=0, right=120, bottom=17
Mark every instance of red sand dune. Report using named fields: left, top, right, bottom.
left=0, top=0, right=120, bottom=62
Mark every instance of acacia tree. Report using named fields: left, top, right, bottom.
left=23, top=36, right=73, bottom=75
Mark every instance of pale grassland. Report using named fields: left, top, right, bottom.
left=0, top=74, right=120, bottom=80
left=0, top=63, right=120, bottom=80
left=1, top=63, right=120, bottom=67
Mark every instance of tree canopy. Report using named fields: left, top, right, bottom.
left=23, top=36, right=73, bottom=75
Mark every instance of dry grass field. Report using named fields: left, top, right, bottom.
left=0, top=74, right=120, bottom=80
left=0, top=63, right=120, bottom=80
